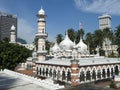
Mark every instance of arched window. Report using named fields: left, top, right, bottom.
left=40, top=68, right=41, bottom=75
left=86, top=70, right=91, bottom=80
left=92, top=70, right=96, bottom=80
left=46, top=68, right=48, bottom=76
left=80, top=71, right=85, bottom=82
left=97, top=70, right=101, bottom=79
left=37, top=67, right=38, bottom=75
left=57, top=70, right=61, bottom=80
left=49, top=68, right=52, bottom=77
left=53, top=69, right=56, bottom=79
left=115, top=66, right=119, bottom=75
left=67, top=70, right=71, bottom=81
left=62, top=70, right=66, bottom=80
left=102, top=69, right=106, bottom=78
left=107, top=68, right=110, bottom=77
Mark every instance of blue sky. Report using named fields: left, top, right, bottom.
left=0, top=0, right=120, bottom=43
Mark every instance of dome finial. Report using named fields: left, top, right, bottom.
left=11, top=24, right=15, bottom=31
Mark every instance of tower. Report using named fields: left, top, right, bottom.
left=36, top=7, right=48, bottom=61
left=9, top=25, right=16, bottom=43
left=98, top=13, right=111, bottom=30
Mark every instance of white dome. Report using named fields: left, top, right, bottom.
left=59, top=32, right=74, bottom=50
left=38, top=7, right=45, bottom=15
left=51, top=42, right=60, bottom=53
left=76, top=37, right=87, bottom=53
left=11, top=25, right=15, bottom=31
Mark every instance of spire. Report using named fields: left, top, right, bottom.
left=65, top=31, right=69, bottom=39
left=79, top=21, right=83, bottom=29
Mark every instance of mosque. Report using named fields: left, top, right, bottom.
left=9, top=7, right=120, bottom=86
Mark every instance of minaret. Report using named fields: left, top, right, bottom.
left=9, top=25, right=16, bottom=43
left=36, top=7, right=48, bottom=61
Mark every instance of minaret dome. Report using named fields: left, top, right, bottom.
left=38, top=7, right=45, bottom=15
left=11, top=25, right=15, bottom=31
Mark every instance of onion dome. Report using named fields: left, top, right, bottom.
left=11, top=25, right=15, bottom=31
left=76, top=37, right=87, bottom=53
left=51, top=42, right=60, bottom=53
left=59, top=31, right=74, bottom=50
left=38, top=7, right=45, bottom=15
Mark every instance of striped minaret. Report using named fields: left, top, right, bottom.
left=36, top=7, right=48, bottom=61
left=71, top=59, right=79, bottom=86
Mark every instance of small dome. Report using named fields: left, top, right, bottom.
left=51, top=42, right=60, bottom=53
left=75, top=37, right=87, bottom=53
left=11, top=25, right=15, bottom=30
left=59, top=32, right=74, bottom=50
left=38, top=7, right=45, bottom=15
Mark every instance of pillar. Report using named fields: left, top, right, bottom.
left=71, top=59, right=79, bottom=86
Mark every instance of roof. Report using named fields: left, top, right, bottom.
left=36, top=57, right=120, bottom=66
left=0, top=71, right=48, bottom=90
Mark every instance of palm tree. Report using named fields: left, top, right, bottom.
left=76, top=28, right=85, bottom=43
left=56, top=34, right=63, bottom=44
left=93, top=29, right=104, bottom=48
left=115, top=25, right=120, bottom=45
left=102, top=28, right=113, bottom=45
left=114, top=25, right=120, bottom=55
left=85, top=32, right=93, bottom=53
left=67, top=28, right=75, bottom=42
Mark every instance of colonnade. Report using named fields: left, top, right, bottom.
left=36, top=64, right=120, bottom=83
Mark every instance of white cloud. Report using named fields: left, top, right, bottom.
left=74, top=0, right=120, bottom=15
left=18, top=18, right=35, bottom=44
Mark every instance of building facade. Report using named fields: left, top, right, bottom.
left=0, top=12, right=17, bottom=41
left=98, top=13, right=111, bottom=30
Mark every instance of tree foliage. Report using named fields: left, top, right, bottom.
left=17, top=37, right=27, bottom=44
left=0, top=41, right=32, bottom=70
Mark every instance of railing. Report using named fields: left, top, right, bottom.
left=1, top=69, right=64, bottom=90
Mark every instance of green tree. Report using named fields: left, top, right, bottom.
left=56, top=34, right=63, bottom=44
left=76, top=29, right=85, bottom=44
left=17, top=37, right=27, bottom=44
left=102, top=28, right=113, bottom=45
left=85, top=32, right=94, bottom=53
left=115, top=25, right=120, bottom=45
left=114, top=25, right=120, bottom=55
left=0, top=41, right=32, bottom=70
left=45, top=40, right=51, bottom=54
left=67, top=28, right=75, bottom=42
left=93, top=29, right=104, bottom=48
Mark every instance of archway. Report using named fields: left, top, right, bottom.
left=40, top=68, right=41, bottom=75
left=115, top=66, right=119, bottom=75
left=49, top=68, right=52, bottom=77
left=80, top=71, right=85, bottom=82
left=107, top=68, right=110, bottom=78
left=92, top=70, right=96, bottom=80
left=43, top=68, right=45, bottom=76
left=57, top=70, right=61, bottom=80
left=53, top=69, right=56, bottom=79
left=36, top=67, right=38, bottom=75
left=86, top=70, right=91, bottom=81
left=102, top=69, right=106, bottom=78
left=62, top=70, right=66, bottom=80
left=46, top=68, right=48, bottom=77
left=97, top=70, right=101, bottom=79
left=111, top=68, right=113, bottom=76
left=67, top=69, right=71, bottom=81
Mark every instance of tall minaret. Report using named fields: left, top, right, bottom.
left=36, top=7, right=48, bottom=61
left=9, top=25, right=16, bottom=43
